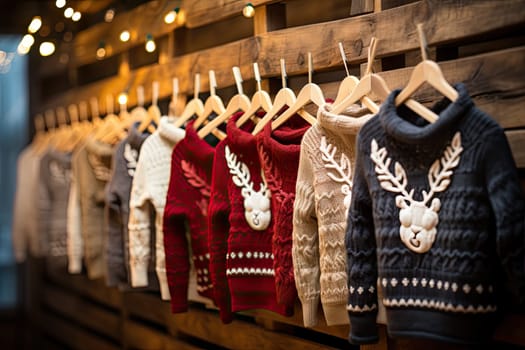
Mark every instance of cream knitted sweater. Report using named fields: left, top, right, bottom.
left=128, top=117, right=185, bottom=300
left=292, top=104, right=372, bottom=327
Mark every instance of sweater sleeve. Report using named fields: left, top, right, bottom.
left=208, top=143, right=233, bottom=323
left=128, top=150, right=152, bottom=287
left=483, top=128, right=525, bottom=305
left=12, top=151, right=30, bottom=262
left=67, top=170, right=83, bottom=274
left=37, top=157, right=52, bottom=257
left=345, top=134, right=379, bottom=344
left=292, top=144, right=320, bottom=327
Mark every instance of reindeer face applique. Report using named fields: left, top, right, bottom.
left=370, top=132, right=463, bottom=253
left=225, top=145, right=271, bottom=231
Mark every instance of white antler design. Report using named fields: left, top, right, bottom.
left=320, top=137, right=353, bottom=211
left=225, top=145, right=271, bottom=231
left=370, top=132, right=463, bottom=253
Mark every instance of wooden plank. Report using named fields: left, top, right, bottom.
left=507, top=130, right=525, bottom=168
left=123, top=291, right=169, bottom=325
left=494, top=313, right=525, bottom=346
left=254, top=3, right=286, bottom=35
left=39, top=313, right=118, bottom=350
left=39, top=0, right=525, bottom=112
left=42, top=285, right=121, bottom=340
left=124, top=320, right=202, bottom=350
left=183, top=0, right=277, bottom=28
left=350, top=0, right=375, bottom=16
left=321, top=46, right=525, bottom=130
left=46, top=270, right=122, bottom=309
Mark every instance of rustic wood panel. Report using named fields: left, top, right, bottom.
left=350, top=0, right=375, bottom=16
left=39, top=0, right=525, bottom=113
left=39, top=313, right=118, bottom=350
left=124, top=320, right=202, bottom=350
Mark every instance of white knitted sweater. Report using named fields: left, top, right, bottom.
left=292, top=104, right=372, bottom=327
left=128, top=117, right=185, bottom=300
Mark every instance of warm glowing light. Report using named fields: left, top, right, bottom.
left=118, top=93, right=128, bottom=105
left=17, top=43, right=30, bottom=55
left=28, top=16, right=42, bottom=33
left=145, top=34, right=156, bottom=53
left=56, top=0, right=66, bottom=8
left=164, top=8, right=179, bottom=24
left=39, top=42, right=55, bottom=56
left=243, top=3, right=255, bottom=18
left=72, top=11, right=81, bottom=21
left=105, top=9, right=115, bottom=22
left=119, top=30, right=130, bottom=42
left=64, top=7, right=74, bottom=18
left=21, top=34, right=35, bottom=47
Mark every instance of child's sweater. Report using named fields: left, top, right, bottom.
left=256, top=115, right=310, bottom=310
left=163, top=120, right=215, bottom=313
left=346, top=84, right=525, bottom=344
left=208, top=113, right=293, bottom=324
left=292, top=104, right=372, bottom=327
left=128, top=117, right=185, bottom=300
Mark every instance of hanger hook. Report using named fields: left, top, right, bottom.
left=253, top=62, right=262, bottom=92
left=307, top=52, right=313, bottom=84
left=365, top=37, right=378, bottom=76
left=416, top=23, right=429, bottom=61
left=152, top=81, right=159, bottom=106
left=209, top=70, right=217, bottom=96
left=90, top=97, right=100, bottom=120
left=232, top=66, right=243, bottom=95
left=172, top=77, right=179, bottom=103
left=106, top=94, right=114, bottom=115
left=280, top=58, right=287, bottom=89
left=338, top=42, right=350, bottom=77
left=194, top=73, right=200, bottom=100
left=137, top=86, right=144, bottom=107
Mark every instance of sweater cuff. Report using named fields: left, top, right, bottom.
left=323, top=303, right=349, bottom=326
left=348, top=313, right=379, bottom=345
left=157, top=270, right=171, bottom=300
left=131, top=263, right=149, bottom=287
left=301, top=298, right=320, bottom=327
left=68, top=256, right=82, bottom=274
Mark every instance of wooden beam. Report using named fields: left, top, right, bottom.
left=38, top=0, right=525, bottom=112
left=123, top=320, right=201, bottom=350
left=350, top=0, right=375, bottom=16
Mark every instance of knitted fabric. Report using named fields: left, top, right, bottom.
left=256, top=115, right=310, bottom=310
left=38, top=148, right=72, bottom=268
left=346, top=84, right=525, bottom=345
left=72, top=138, right=114, bottom=279
left=105, top=123, right=151, bottom=287
left=208, top=112, right=293, bottom=324
left=128, top=116, right=185, bottom=300
left=163, top=120, right=215, bottom=313
left=292, top=104, right=373, bottom=327
left=12, top=145, right=44, bottom=261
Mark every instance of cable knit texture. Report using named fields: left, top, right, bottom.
left=256, top=115, right=310, bottom=310
left=208, top=112, right=293, bottom=324
left=105, top=123, right=152, bottom=288
left=67, top=172, right=82, bottom=274
left=38, top=149, right=72, bottom=269
left=128, top=117, right=185, bottom=300
left=292, top=104, right=373, bottom=327
left=72, top=138, right=114, bottom=279
left=346, top=84, right=525, bottom=345
left=163, top=121, right=215, bottom=313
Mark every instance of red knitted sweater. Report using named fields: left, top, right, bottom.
left=208, top=113, right=293, bottom=323
left=256, top=115, right=310, bottom=309
left=163, top=121, right=215, bottom=313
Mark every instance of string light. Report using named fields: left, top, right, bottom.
left=72, top=11, right=81, bottom=22
left=39, top=42, right=56, bottom=57
left=119, top=30, right=130, bottom=42
left=164, top=8, right=179, bottom=24
left=64, top=7, right=74, bottom=18
left=28, top=16, right=42, bottom=34
left=17, top=34, right=35, bottom=55
left=118, top=92, right=128, bottom=105
left=145, top=34, right=156, bottom=53
left=56, top=0, right=66, bottom=8
left=96, top=41, right=106, bottom=59
left=105, top=9, right=115, bottom=22
left=243, top=3, right=255, bottom=18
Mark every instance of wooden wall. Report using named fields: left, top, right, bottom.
left=29, top=0, right=525, bottom=349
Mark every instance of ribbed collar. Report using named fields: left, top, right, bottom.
left=319, top=103, right=374, bottom=134
left=180, top=120, right=214, bottom=164
left=85, top=136, right=114, bottom=157
left=158, top=116, right=185, bottom=144
left=127, top=122, right=150, bottom=151
left=380, top=83, right=473, bottom=145
left=226, top=111, right=257, bottom=149
left=259, top=114, right=310, bottom=161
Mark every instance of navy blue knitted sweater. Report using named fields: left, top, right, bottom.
left=345, top=84, right=525, bottom=345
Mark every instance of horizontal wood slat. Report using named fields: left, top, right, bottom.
left=39, top=0, right=525, bottom=112
left=124, top=320, right=202, bottom=350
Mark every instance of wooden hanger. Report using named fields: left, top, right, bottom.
left=90, top=97, right=102, bottom=127
left=198, top=66, right=251, bottom=139
left=77, top=101, right=93, bottom=137
left=394, top=24, right=458, bottom=122
left=194, top=70, right=226, bottom=130
left=168, top=77, right=183, bottom=118
left=138, top=82, right=161, bottom=132
left=236, top=62, right=273, bottom=127
left=173, top=74, right=204, bottom=128
left=252, top=59, right=306, bottom=135
left=271, top=52, right=321, bottom=131
left=93, top=95, right=127, bottom=144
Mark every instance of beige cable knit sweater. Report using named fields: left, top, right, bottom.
left=292, top=104, right=373, bottom=327
left=128, top=117, right=185, bottom=300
